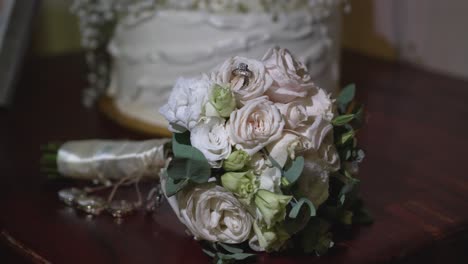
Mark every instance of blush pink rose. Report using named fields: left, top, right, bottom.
left=262, top=47, right=316, bottom=103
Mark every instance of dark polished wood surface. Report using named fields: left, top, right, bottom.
left=1, top=51, right=467, bottom=263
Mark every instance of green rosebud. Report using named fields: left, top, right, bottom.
left=254, top=190, right=292, bottom=228
left=210, top=83, right=236, bottom=117
left=221, top=171, right=257, bottom=204
left=223, top=150, right=250, bottom=171
left=253, top=222, right=290, bottom=252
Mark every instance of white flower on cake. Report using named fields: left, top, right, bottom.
left=263, top=47, right=316, bottom=103
left=177, top=183, right=253, bottom=244
left=228, top=96, right=285, bottom=155
left=211, top=57, right=272, bottom=105
left=159, top=76, right=212, bottom=133
left=190, top=117, right=232, bottom=167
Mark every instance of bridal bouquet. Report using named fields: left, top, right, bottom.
left=158, top=48, right=370, bottom=261
left=43, top=48, right=370, bottom=263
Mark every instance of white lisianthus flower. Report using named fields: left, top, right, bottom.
left=262, top=47, right=316, bottom=103
left=228, top=96, right=285, bottom=155
left=211, top=56, right=272, bottom=105
left=176, top=183, right=253, bottom=244
left=258, top=167, right=282, bottom=193
left=249, top=222, right=290, bottom=252
left=254, top=189, right=292, bottom=228
left=159, top=76, right=212, bottom=133
left=190, top=117, right=231, bottom=168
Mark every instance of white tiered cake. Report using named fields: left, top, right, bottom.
left=105, top=0, right=343, bottom=132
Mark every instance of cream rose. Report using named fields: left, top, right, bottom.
left=159, top=76, right=212, bottom=133
left=190, top=117, right=231, bottom=168
left=211, top=56, right=272, bottom=105
left=228, top=97, right=285, bottom=155
left=306, top=88, right=335, bottom=122
left=176, top=184, right=253, bottom=244
left=262, top=47, right=316, bottom=103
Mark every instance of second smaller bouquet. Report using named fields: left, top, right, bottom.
left=159, top=47, right=368, bottom=262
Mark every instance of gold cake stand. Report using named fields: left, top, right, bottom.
left=98, top=96, right=172, bottom=138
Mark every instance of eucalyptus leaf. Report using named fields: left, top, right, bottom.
left=337, top=84, right=355, bottom=112
left=202, top=249, right=216, bottom=258
left=218, top=243, right=243, bottom=254
left=332, top=114, right=355, bottom=126
left=165, top=177, right=189, bottom=197
left=283, top=156, right=304, bottom=185
left=167, top=158, right=211, bottom=182
left=217, top=252, right=255, bottom=261
left=172, top=131, right=192, bottom=158
left=289, top=198, right=316, bottom=218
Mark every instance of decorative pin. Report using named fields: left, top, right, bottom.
left=58, top=188, right=86, bottom=206
left=75, top=196, right=107, bottom=215
left=107, top=200, right=136, bottom=218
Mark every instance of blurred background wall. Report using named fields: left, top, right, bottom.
left=32, top=0, right=468, bottom=80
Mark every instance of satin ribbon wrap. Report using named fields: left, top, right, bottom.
left=57, top=139, right=170, bottom=181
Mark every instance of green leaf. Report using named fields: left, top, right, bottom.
left=289, top=198, right=316, bottom=218
left=202, top=249, right=216, bottom=258
left=283, top=156, right=304, bottom=185
left=165, top=157, right=211, bottom=196
left=167, top=158, right=211, bottom=182
left=339, top=130, right=355, bottom=145
left=172, top=131, right=192, bottom=158
left=217, top=252, right=255, bottom=261
left=332, top=114, right=355, bottom=126
left=301, top=218, right=331, bottom=254
left=353, top=207, right=374, bottom=225
left=354, top=105, right=364, bottom=122
left=218, top=243, right=243, bottom=254
left=165, top=176, right=189, bottom=197
left=337, top=83, right=355, bottom=112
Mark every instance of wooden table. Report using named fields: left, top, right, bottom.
left=1, top=51, right=467, bottom=263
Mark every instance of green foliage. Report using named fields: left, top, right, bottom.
left=165, top=132, right=211, bottom=196
left=289, top=198, right=316, bottom=218
left=283, top=156, right=304, bottom=185
left=332, top=114, right=355, bottom=126
left=337, top=83, right=355, bottom=113
left=300, top=218, right=333, bottom=255
left=202, top=242, right=255, bottom=264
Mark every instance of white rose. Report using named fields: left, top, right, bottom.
left=296, top=131, right=340, bottom=208
left=211, top=56, right=272, bottom=105
left=176, top=183, right=253, bottom=244
left=296, top=115, right=333, bottom=151
left=190, top=117, right=231, bottom=168
left=262, top=47, right=316, bottom=103
left=266, top=132, right=304, bottom=168
left=159, top=76, right=212, bottom=133
left=296, top=154, right=330, bottom=208
left=276, top=101, right=309, bottom=129
left=306, top=88, right=335, bottom=121
left=228, top=96, right=285, bottom=155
